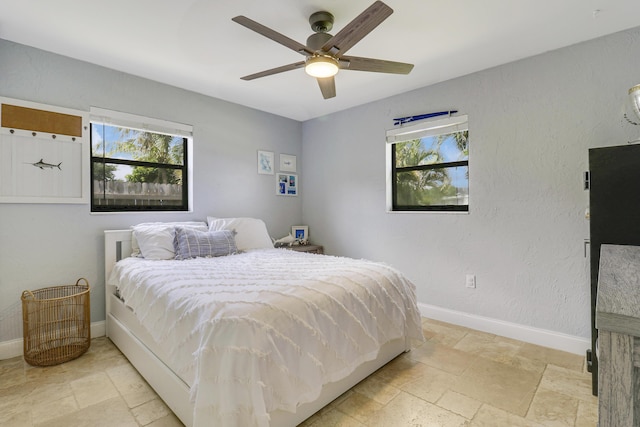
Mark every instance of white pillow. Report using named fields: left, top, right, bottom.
left=207, top=217, right=273, bottom=251
left=131, top=221, right=208, bottom=259
left=133, top=225, right=176, bottom=260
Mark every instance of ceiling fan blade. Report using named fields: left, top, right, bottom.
left=317, top=77, right=336, bottom=99
left=241, top=61, right=305, bottom=80
left=340, top=55, right=413, bottom=74
left=232, top=16, right=314, bottom=56
left=320, top=1, right=393, bottom=58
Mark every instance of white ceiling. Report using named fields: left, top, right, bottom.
left=1, top=0, right=639, bottom=122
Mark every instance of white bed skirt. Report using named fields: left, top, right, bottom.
left=107, top=292, right=408, bottom=426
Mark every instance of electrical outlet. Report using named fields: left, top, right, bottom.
left=465, top=274, right=476, bottom=288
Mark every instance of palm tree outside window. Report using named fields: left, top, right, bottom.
left=386, top=115, right=468, bottom=212
left=89, top=109, right=191, bottom=212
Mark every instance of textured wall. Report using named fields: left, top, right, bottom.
left=302, top=26, right=640, bottom=338
left=0, top=39, right=303, bottom=340
left=2, top=26, right=640, bottom=346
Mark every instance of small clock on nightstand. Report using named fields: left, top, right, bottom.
left=284, top=244, right=324, bottom=254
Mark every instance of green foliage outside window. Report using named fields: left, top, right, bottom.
left=115, top=129, right=183, bottom=185
left=91, top=123, right=188, bottom=212
left=393, top=130, right=468, bottom=211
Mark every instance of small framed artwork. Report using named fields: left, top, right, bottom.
left=257, top=150, right=274, bottom=175
left=279, top=154, right=296, bottom=172
left=292, top=225, right=309, bottom=243
left=276, top=173, right=298, bottom=196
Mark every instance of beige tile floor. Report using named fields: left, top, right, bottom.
left=0, top=318, right=597, bottom=426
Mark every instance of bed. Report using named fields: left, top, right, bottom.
left=104, top=218, right=423, bottom=426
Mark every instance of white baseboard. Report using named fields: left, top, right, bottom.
left=0, top=338, right=22, bottom=361
left=419, top=303, right=590, bottom=356
left=0, top=321, right=106, bottom=360
left=92, top=320, right=106, bottom=339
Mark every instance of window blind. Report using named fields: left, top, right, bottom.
left=90, top=107, right=192, bottom=138
left=386, top=115, right=468, bottom=144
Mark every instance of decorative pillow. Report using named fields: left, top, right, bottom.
left=131, top=221, right=207, bottom=259
left=174, top=227, right=237, bottom=259
left=207, top=217, right=273, bottom=251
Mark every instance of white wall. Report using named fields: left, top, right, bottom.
left=0, top=39, right=303, bottom=341
left=301, top=26, right=640, bottom=340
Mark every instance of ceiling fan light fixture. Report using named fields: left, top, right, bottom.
left=305, top=56, right=339, bottom=78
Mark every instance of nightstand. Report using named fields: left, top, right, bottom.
left=284, top=244, right=324, bottom=254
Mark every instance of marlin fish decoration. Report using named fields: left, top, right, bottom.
left=28, top=159, right=62, bottom=170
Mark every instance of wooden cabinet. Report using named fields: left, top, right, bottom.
left=596, top=244, right=640, bottom=426
left=589, top=144, right=640, bottom=394
left=283, top=244, right=324, bottom=254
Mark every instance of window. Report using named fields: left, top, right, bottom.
left=386, top=115, right=468, bottom=212
left=90, top=108, right=192, bottom=212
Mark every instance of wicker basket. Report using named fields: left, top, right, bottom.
left=21, top=278, right=91, bottom=366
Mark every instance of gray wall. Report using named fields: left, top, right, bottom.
left=2, top=25, right=640, bottom=346
left=302, top=26, right=640, bottom=339
left=0, top=39, right=303, bottom=339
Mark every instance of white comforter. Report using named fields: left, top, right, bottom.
left=108, top=249, right=423, bottom=426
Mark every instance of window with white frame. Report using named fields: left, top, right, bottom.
left=90, top=108, right=192, bottom=212
left=386, top=115, right=468, bottom=212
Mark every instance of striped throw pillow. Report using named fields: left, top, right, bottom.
left=174, top=227, right=237, bottom=259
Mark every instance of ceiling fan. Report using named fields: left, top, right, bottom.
left=232, top=1, right=414, bottom=99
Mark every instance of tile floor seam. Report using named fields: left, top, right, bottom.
left=571, top=397, right=580, bottom=427
left=70, top=381, right=82, bottom=418
left=522, top=362, right=548, bottom=420
left=468, top=402, right=489, bottom=423
left=434, top=389, right=482, bottom=420
left=104, top=372, right=142, bottom=426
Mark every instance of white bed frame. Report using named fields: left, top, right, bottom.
left=104, top=229, right=409, bottom=426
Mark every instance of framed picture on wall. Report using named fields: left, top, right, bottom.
left=257, top=150, right=274, bottom=175
left=292, top=225, right=308, bottom=243
left=0, top=97, right=89, bottom=204
left=279, top=154, right=296, bottom=172
left=276, top=173, right=297, bottom=196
